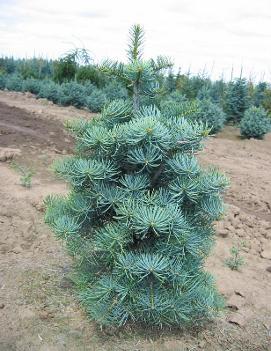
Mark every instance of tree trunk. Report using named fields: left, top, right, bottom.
left=133, top=83, right=140, bottom=111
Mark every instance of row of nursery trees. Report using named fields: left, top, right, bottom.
left=1, top=48, right=271, bottom=138
left=45, top=24, right=229, bottom=328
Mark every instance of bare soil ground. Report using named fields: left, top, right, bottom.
left=0, top=91, right=271, bottom=351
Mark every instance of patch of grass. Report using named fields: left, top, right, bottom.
left=11, top=162, right=35, bottom=188
left=225, top=244, right=245, bottom=271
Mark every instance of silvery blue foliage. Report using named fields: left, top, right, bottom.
left=5, top=74, right=24, bottom=92
left=191, top=99, right=226, bottom=133
left=45, top=25, right=228, bottom=328
left=240, top=106, right=271, bottom=139
left=85, top=89, right=107, bottom=112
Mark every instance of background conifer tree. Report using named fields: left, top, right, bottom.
left=240, top=106, right=271, bottom=139
left=45, top=24, right=228, bottom=328
left=225, top=78, right=249, bottom=122
left=253, top=82, right=267, bottom=107
left=192, top=99, right=226, bottom=133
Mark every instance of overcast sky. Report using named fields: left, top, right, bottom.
left=1, top=0, right=271, bottom=80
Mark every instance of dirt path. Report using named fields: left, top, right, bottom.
left=0, top=91, right=271, bottom=351
left=0, top=90, right=95, bottom=122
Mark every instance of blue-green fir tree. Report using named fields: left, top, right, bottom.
left=192, top=99, right=226, bottom=134
left=225, top=78, right=249, bottom=122
left=240, top=106, right=271, bottom=139
left=253, top=82, right=267, bottom=107
left=45, top=25, right=228, bottom=328
left=197, top=80, right=226, bottom=107
left=165, top=70, right=177, bottom=93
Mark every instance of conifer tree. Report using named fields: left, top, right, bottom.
left=262, top=87, right=271, bottom=114
left=192, top=99, right=226, bottom=133
left=165, top=70, right=177, bottom=93
left=253, top=82, right=267, bottom=107
left=225, top=78, right=249, bottom=122
left=240, top=106, right=271, bottom=139
left=45, top=24, right=228, bottom=328
left=197, top=80, right=226, bottom=106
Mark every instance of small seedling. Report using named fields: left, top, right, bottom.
left=11, top=162, right=35, bottom=188
left=225, top=244, right=245, bottom=271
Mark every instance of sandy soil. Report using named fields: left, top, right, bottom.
left=0, top=91, right=271, bottom=351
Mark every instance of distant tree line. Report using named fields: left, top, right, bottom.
left=0, top=52, right=270, bottom=138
